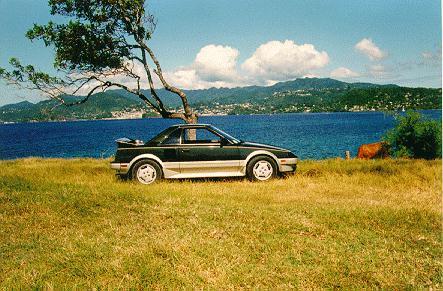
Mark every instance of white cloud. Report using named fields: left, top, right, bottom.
left=422, top=52, right=434, bottom=59
left=164, top=68, right=243, bottom=90
left=355, top=38, right=386, bottom=61
left=368, top=64, right=389, bottom=77
left=80, top=41, right=330, bottom=91
left=330, top=67, right=360, bottom=78
left=193, top=44, right=239, bottom=82
left=165, top=41, right=330, bottom=89
left=241, top=40, right=329, bottom=83
left=164, top=69, right=200, bottom=89
left=164, top=44, right=246, bottom=89
left=421, top=49, right=441, bottom=66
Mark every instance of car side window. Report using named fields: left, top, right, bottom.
left=183, top=128, right=221, bottom=144
left=160, top=128, right=182, bottom=145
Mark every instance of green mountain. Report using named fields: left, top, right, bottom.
left=139, top=77, right=399, bottom=107
left=0, top=78, right=440, bottom=123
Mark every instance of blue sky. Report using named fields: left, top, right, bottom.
left=0, top=0, right=441, bottom=105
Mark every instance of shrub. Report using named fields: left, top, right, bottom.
left=383, top=111, right=442, bottom=159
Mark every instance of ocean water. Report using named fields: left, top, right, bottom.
left=0, top=110, right=441, bottom=160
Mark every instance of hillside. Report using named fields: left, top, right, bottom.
left=0, top=78, right=441, bottom=122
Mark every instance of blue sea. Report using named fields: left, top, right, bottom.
left=0, top=110, right=441, bottom=160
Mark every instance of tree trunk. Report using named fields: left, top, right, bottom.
left=185, top=114, right=198, bottom=124
left=137, top=41, right=198, bottom=134
left=185, top=113, right=198, bottom=140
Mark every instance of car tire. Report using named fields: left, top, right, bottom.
left=131, top=160, right=162, bottom=185
left=116, top=174, right=129, bottom=181
left=246, top=156, right=277, bottom=182
left=279, top=164, right=297, bottom=178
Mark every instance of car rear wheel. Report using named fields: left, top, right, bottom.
left=247, top=156, right=277, bottom=181
left=132, top=160, right=162, bottom=185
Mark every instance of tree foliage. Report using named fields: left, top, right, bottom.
left=383, top=111, right=442, bottom=159
left=0, top=0, right=197, bottom=123
left=26, top=0, right=148, bottom=71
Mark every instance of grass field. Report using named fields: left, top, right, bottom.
left=0, top=158, right=441, bottom=288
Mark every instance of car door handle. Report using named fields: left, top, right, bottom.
left=181, top=148, right=190, bottom=152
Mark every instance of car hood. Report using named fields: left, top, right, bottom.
left=238, top=141, right=289, bottom=152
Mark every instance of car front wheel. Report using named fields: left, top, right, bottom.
left=247, top=156, right=277, bottom=181
left=132, top=160, right=162, bottom=185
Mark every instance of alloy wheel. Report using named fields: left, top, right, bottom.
left=136, top=164, right=157, bottom=184
left=252, top=160, right=274, bottom=181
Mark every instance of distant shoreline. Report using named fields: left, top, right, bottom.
left=1, top=108, right=441, bottom=125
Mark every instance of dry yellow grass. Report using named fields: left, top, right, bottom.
left=0, top=158, right=441, bottom=288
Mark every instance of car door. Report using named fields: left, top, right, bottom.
left=178, top=127, right=241, bottom=176
left=152, top=127, right=182, bottom=177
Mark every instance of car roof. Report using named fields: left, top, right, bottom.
left=171, top=123, right=213, bottom=128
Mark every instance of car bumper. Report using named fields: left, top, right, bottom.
left=279, top=157, right=298, bottom=172
left=110, top=162, right=129, bottom=174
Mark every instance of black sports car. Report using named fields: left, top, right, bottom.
left=111, top=124, right=298, bottom=184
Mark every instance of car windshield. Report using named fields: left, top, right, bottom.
left=209, top=126, right=241, bottom=144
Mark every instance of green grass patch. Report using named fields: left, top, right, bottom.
left=0, top=158, right=441, bottom=288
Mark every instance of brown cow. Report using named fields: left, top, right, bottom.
left=357, top=142, right=389, bottom=159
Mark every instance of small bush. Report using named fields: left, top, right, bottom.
left=383, top=111, right=442, bottom=159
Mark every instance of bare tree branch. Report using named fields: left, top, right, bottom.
left=140, top=42, right=196, bottom=122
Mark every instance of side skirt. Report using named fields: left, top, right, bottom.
left=163, top=160, right=245, bottom=179
left=166, top=172, right=245, bottom=179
